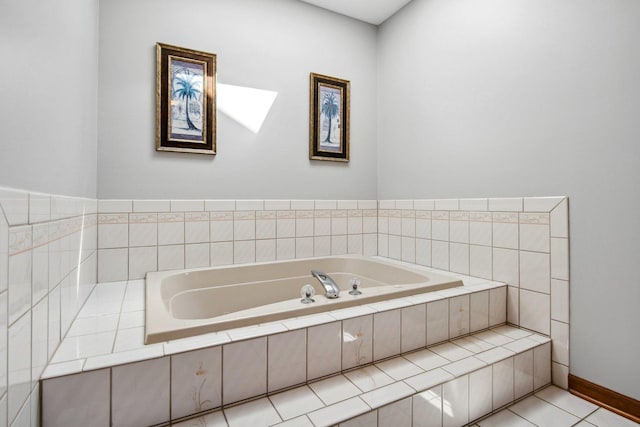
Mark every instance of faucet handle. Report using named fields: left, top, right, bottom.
left=349, top=278, right=362, bottom=295
left=300, top=284, right=316, bottom=304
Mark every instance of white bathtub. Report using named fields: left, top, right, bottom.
left=145, top=256, right=462, bottom=344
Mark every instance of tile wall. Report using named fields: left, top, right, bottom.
left=96, top=199, right=378, bottom=282
left=0, top=187, right=570, bottom=426
left=377, top=197, right=570, bottom=388
left=0, top=187, right=98, bottom=427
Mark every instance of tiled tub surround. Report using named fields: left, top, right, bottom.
left=0, top=187, right=98, bottom=427
left=96, top=196, right=569, bottom=389
left=377, top=197, right=570, bottom=388
left=16, top=195, right=567, bottom=426
left=41, top=266, right=521, bottom=427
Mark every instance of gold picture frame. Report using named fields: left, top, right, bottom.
left=156, top=43, right=216, bottom=155
left=309, top=73, right=350, bottom=162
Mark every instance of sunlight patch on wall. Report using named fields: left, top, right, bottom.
left=217, top=83, right=278, bottom=133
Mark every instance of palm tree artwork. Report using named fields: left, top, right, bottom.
left=170, top=61, right=203, bottom=137
left=320, top=88, right=341, bottom=146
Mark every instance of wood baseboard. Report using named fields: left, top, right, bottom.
left=568, top=374, right=640, bottom=424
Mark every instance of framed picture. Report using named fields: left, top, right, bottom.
left=309, top=73, right=350, bottom=162
left=156, top=43, right=216, bottom=155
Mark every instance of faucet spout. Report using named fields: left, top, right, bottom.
left=311, top=270, right=340, bottom=299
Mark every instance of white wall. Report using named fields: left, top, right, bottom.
left=377, top=0, right=640, bottom=399
left=0, top=0, right=99, bottom=198
left=97, top=0, right=378, bottom=199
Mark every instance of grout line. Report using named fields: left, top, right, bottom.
left=506, top=407, right=541, bottom=426
left=168, top=354, right=173, bottom=423
left=535, top=391, right=600, bottom=422
left=220, top=344, right=225, bottom=408
left=109, top=367, right=113, bottom=426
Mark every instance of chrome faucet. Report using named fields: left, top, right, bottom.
left=311, top=270, right=340, bottom=299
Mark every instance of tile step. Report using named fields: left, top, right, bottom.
left=173, top=326, right=552, bottom=427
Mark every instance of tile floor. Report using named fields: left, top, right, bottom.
left=171, top=385, right=639, bottom=427
left=475, top=386, right=638, bottom=427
